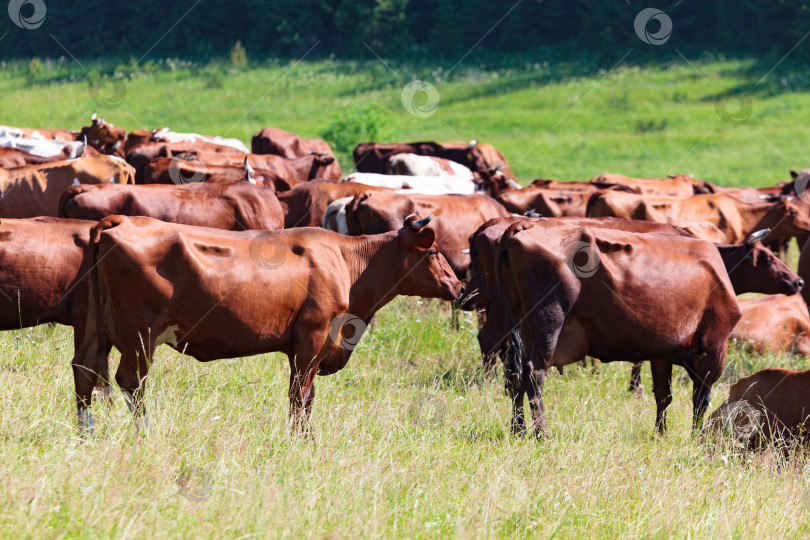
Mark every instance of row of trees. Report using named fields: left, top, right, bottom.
left=2, top=1, right=808, bottom=62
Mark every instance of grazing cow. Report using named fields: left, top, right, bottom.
left=150, top=128, right=249, bottom=153
left=251, top=127, right=341, bottom=180
left=388, top=153, right=475, bottom=181
left=730, top=295, right=810, bottom=356
left=342, top=173, right=476, bottom=194
left=126, top=141, right=244, bottom=184
left=495, top=188, right=592, bottom=217
left=343, top=190, right=510, bottom=278
left=496, top=220, right=741, bottom=436
left=276, top=180, right=392, bottom=229
left=591, top=173, right=696, bottom=197
left=198, top=153, right=336, bottom=182
left=80, top=113, right=127, bottom=157
left=587, top=192, right=810, bottom=245
left=142, top=157, right=304, bottom=192
left=0, top=147, right=61, bottom=168
left=705, top=368, right=810, bottom=449
left=0, top=155, right=135, bottom=218
left=72, top=214, right=463, bottom=431
left=59, top=181, right=284, bottom=231
left=353, top=141, right=516, bottom=183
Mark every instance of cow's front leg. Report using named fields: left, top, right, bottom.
left=288, top=328, right=331, bottom=434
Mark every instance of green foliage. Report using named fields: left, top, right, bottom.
left=322, top=103, right=385, bottom=163
left=230, top=41, right=248, bottom=68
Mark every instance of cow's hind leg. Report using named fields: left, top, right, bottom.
left=686, top=347, right=725, bottom=432
left=650, top=360, right=673, bottom=434
left=115, top=344, right=153, bottom=434
left=628, top=362, right=643, bottom=395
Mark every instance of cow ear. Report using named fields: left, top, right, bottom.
left=410, top=227, right=436, bottom=249
left=791, top=170, right=799, bottom=180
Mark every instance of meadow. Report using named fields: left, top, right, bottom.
left=1, top=56, right=810, bottom=537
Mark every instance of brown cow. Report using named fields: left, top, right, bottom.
left=0, top=155, right=135, bottom=218
left=276, top=180, right=391, bottom=229
left=591, top=173, right=696, bottom=197
left=142, top=156, right=304, bottom=192
left=126, top=141, right=244, bottom=184
left=730, top=295, right=810, bottom=357
left=705, top=368, right=810, bottom=449
left=496, top=220, right=741, bottom=436
left=343, top=190, right=510, bottom=279
left=496, top=188, right=592, bottom=217
left=80, top=114, right=128, bottom=157
left=0, top=147, right=61, bottom=167
left=587, top=191, right=810, bottom=245
left=530, top=179, right=638, bottom=193
left=251, top=127, right=341, bottom=180
left=0, top=124, right=78, bottom=141
left=71, top=214, right=463, bottom=431
left=59, top=182, right=284, bottom=231
left=199, top=153, right=336, bottom=183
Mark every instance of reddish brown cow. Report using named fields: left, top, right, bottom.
left=587, top=191, right=810, bottom=245
left=251, top=127, right=341, bottom=180
left=705, top=368, right=810, bottom=449
left=142, top=157, right=304, bottom=192
left=496, top=220, right=741, bottom=436
left=591, top=173, right=696, bottom=197
left=730, top=295, right=810, bottom=357
left=496, top=188, right=592, bottom=217
left=530, top=179, right=638, bottom=192
left=276, top=180, right=391, bottom=229
left=343, top=190, right=510, bottom=279
left=71, top=214, right=463, bottom=431
left=80, top=115, right=128, bottom=157
left=0, top=147, right=61, bottom=167
left=59, top=182, right=284, bottom=231
left=126, top=141, right=245, bottom=184
left=199, top=153, right=336, bottom=183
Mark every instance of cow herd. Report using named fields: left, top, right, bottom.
left=3, top=113, right=810, bottom=450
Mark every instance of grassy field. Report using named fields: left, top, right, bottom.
left=2, top=57, right=810, bottom=537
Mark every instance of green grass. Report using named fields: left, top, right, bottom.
left=3, top=57, right=810, bottom=537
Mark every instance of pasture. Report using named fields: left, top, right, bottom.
left=2, top=57, right=810, bottom=537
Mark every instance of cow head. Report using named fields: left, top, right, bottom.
left=723, top=230, right=804, bottom=295
left=80, top=112, right=127, bottom=157
left=769, top=198, right=810, bottom=239
left=397, top=213, right=463, bottom=301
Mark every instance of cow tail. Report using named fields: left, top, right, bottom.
left=584, top=190, right=604, bottom=217
left=493, top=226, right=524, bottom=385
left=58, top=185, right=83, bottom=218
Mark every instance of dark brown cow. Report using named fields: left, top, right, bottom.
left=126, top=141, right=245, bottom=184
left=251, top=127, right=341, bottom=180
left=80, top=114, right=128, bottom=157
left=705, top=368, right=810, bottom=450
left=730, top=295, right=810, bottom=357
left=0, top=147, right=61, bottom=167
left=587, top=192, right=810, bottom=245
left=276, top=180, right=391, bottom=229
left=495, top=220, right=740, bottom=436
left=59, top=182, right=284, bottom=231
left=71, top=214, right=463, bottom=431
left=343, top=190, right=510, bottom=279
left=142, top=157, right=304, bottom=192
left=353, top=141, right=515, bottom=183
